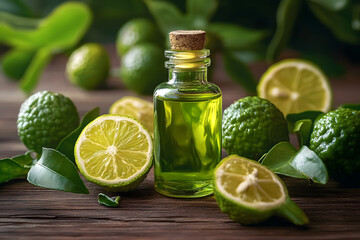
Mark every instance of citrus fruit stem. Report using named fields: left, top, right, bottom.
left=276, top=197, right=309, bottom=225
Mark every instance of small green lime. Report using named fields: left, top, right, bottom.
left=66, top=43, right=110, bottom=90
left=222, top=96, right=289, bottom=160
left=120, top=43, right=166, bottom=95
left=310, top=108, right=360, bottom=183
left=17, top=91, right=80, bottom=155
left=116, top=18, right=162, bottom=56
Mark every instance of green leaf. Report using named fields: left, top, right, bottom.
left=309, top=0, right=348, bottom=11
left=286, top=111, right=324, bottom=132
left=1, top=48, right=35, bottom=81
left=187, top=0, right=217, bottom=29
left=19, top=48, right=52, bottom=94
left=293, top=119, right=313, bottom=147
left=308, top=1, right=360, bottom=44
left=223, top=51, right=257, bottom=95
left=145, top=0, right=190, bottom=37
left=261, top=142, right=328, bottom=184
left=0, top=2, right=92, bottom=50
left=338, top=103, right=360, bottom=111
left=208, top=23, right=268, bottom=50
left=98, top=193, right=120, bottom=207
left=261, top=142, right=306, bottom=179
left=0, top=152, right=35, bottom=184
left=266, top=0, right=302, bottom=61
left=0, top=2, right=92, bottom=94
left=290, top=146, right=328, bottom=184
left=57, top=107, right=100, bottom=162
left=27, top=148, right=89, bottom=194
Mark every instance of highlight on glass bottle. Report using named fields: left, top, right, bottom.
left=153, top=30, right=222, bottom=198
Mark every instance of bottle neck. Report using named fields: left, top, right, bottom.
left=165, top=49, right=210, bottom=84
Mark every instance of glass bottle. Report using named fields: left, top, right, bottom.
left=153, top=30, right=222, bottom=198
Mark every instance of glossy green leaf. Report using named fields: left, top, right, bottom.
left=208, top=23, right=267, bottom=50
left=338, top=103, right=360, bottom=111
left=261, top=142, right=306, bottom=179
left=145, top=0, right=190, bottom=37
left=286, top=111, right=324, bottom=132
left=266, top=0, right=302, bottom=60
left=308, top=1, right=360, bottom=44
left=57, top=107, right=100, bottom=162
left=223, top=51, right=257, bottom=95
left=290, top=146, right=328, bottom=184
left=0, top=152, right=35, bottom=184
left=1, top=48, right=35, bottom=81
left=19, top=48, right=52, bottom=94
left=309, top=0, right=349, bottom=11
left=294, top=119, right=313, bottom=147
left=27, top=148, right=89, bottom=194
left=187, top=0, right=217, bottom=29
left=98, top=193, right=120, bottom=207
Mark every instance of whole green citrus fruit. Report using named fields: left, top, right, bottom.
left=222, top=96, right=289, bottom=160
left=17, top=91, right=80, bottom=154
left=309, top=108, right=360, bottom=183
left=116, top=18, right=162, bottom=56
left=120, top=43, right=166, bottom=95
left=66, top=43, right=110, bottom=90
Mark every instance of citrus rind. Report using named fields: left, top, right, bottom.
left=75, top=114, right=153, bottom=191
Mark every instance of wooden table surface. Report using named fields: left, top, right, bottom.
left=0, top=46, right=360, bottom=239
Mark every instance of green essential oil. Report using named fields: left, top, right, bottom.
left=153, top=42, right=222, bottom=198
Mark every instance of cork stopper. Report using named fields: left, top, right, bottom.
left=169, top=30, right=206, bottom=50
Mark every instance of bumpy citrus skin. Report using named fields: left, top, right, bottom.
left=17, top=91, right=79, bottom=154
left=310, top=108, right=360, bottom=183
left=222, top=97, right=289, bottom=160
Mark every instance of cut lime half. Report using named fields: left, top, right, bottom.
left=214, top=155, right=308, bottom=225
left=257, top=59, right=332, bottom=116
left=75, top=114, right=153, bottom=191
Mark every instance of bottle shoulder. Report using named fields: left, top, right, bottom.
left=154, top=81, right=222, bottom=102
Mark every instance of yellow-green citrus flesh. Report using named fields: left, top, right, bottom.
left=75, top=114, right=153, bottom=191
left=257, top=59, right=332, bottom=116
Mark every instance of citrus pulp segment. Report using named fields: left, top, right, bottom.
left=257, top=59, right=332, bottom=116
left=215, top=155, right=286, bottom=211
left=109, top=96, right=153, bottom=134
left=75, top=115, right=153, bottom=191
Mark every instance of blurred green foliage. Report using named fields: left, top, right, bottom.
left=1, top=0, right=359, bottom=94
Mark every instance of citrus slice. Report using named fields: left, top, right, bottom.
left=214, top=155, right=308, bottom=225
left=109, top=96, right=153, bottom=134
left=257, top=59, right=332, bottom=116
left=75, top=114, right=153, bottom=191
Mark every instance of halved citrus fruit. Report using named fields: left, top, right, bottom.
left=257, top=59, right=332, bottom=116
left=109, top=96, right=153, bottom=134
left=214, top=155, right=308, bottom=225
left=75, top=114, right=153, bottom=191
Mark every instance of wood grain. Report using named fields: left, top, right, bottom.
left=0, top=46, right=359, bottom=239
